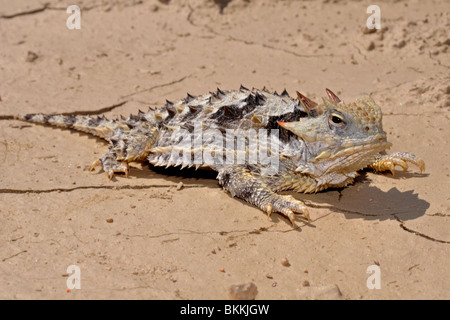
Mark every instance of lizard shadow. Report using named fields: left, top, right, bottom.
left=144, top=165, right=308, bottom=229
left=135, top=165, right=430, bottom=228
left=292, top=171, right=430, bottom=222
left=136, top=163, right=220, bottom=187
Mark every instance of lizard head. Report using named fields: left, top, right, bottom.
left=278, top=89, right=392, bottom=177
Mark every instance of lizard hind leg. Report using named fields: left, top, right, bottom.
left=89, top=124, right=158, bottom=180
left=90, top=149, right=129, bottom=180
left=218, top=165, right=310, bottom=227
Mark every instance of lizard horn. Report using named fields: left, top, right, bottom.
left=296, top=91, right=321, bottom=116
left=325, top=88, right=341, bottom=104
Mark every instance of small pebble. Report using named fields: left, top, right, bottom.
left=228, top=282, right=258, bottom=300
left=367, top=41, right=375, bottom=51
left=362, top=26, right=377, bottom=35
left=281, top=257, right=291, bottom=267
left=26, top=51, right=39, bottom=63
left=106, top=218, right=114, bottom=223
left=393, top=40, right=406, bottom=49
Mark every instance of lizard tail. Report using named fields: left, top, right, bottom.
left=14, top=113, right=116, bottom=140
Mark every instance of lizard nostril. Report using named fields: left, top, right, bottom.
left=365, top=126, right=370, bottom=131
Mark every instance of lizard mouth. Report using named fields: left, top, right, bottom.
left=294, top=137, right=392, bottom=178
left=312, top=133, right=391, bottom=162
left=298, top=135, right=391, bottom=176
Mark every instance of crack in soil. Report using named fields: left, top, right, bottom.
left=394, top=215, right=450, bottom=244
left=2, top=250, right=27, bottom=262
left=0, top=3, right=51, bottom=19
left=303, top=201, right=448, bottom=244
left=369, top=79, right=416, bottom=96
left=0, top=3, right=101, bottom=19
left=119, top=75, right=192, bottom=100
left=119, top=225, right=280, bottom=241
left=59, top=100, right=128, bottom=116
left=303, top=201, right=386, bottom=218
left=186, top=5, right=329, bottom=59
left=0, top=115, right=15, bottom=120
left=0, top=101, right=128, bottom=121
left=0, top=184, right=204, bottom=195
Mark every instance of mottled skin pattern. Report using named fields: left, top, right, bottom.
left=15, top=87, right=425, bottom=226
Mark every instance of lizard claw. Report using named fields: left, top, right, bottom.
left=90, top=159, right=101, bottom=172
left=264, top=195, right=310, bottom=227
left=370, top=152, right=425, bottom=175
left=90, top=157, right=130, bottom=180
left=107, top=162, right=129, bottom=180
left=265, top=203, right=273, bottom=218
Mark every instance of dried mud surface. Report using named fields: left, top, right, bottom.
left=0, top=0, right=449, bottom=299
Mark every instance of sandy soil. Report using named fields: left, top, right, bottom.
left=0, top=0, right=449, bottom=300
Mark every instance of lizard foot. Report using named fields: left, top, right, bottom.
left=264, top=195, right=310, bottom=227
left=90, top=156, right=129, bottom=180
left=370, top=152, right=425, bottom=176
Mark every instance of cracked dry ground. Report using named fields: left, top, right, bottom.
left=0, top=0, right=449, bottom=299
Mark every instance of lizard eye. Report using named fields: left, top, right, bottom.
left=329, top=113, right=346, bottom=128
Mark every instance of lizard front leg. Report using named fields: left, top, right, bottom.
left=368, top=152, right=425, bottom=176
left=217, top=165, right=310, bottom=227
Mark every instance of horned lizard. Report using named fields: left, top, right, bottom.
left=14, top=87, right=425, bottom=226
